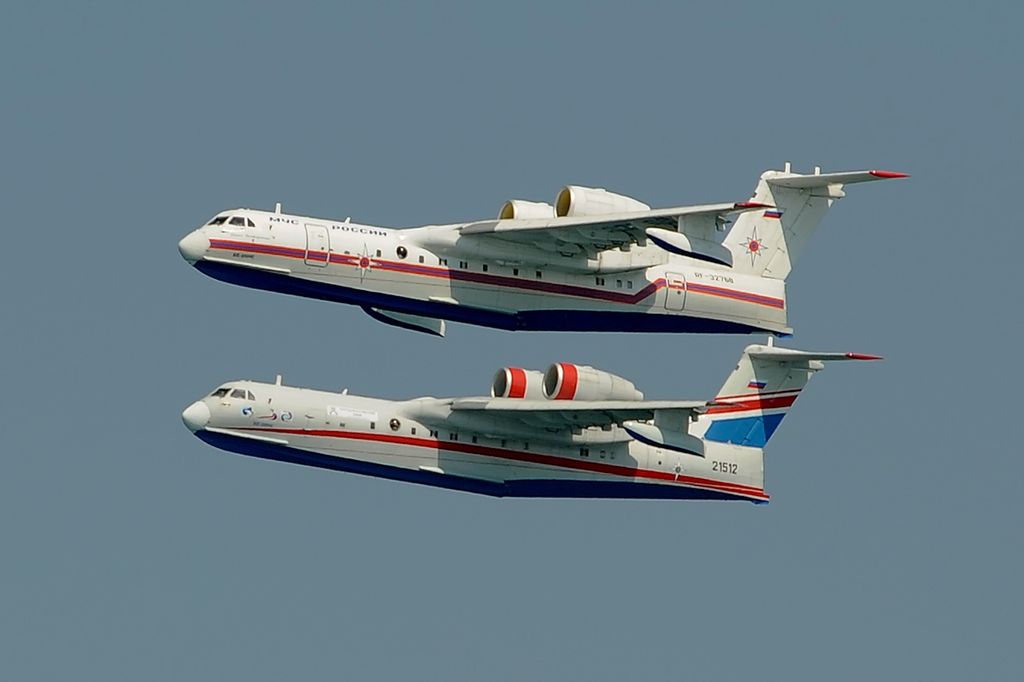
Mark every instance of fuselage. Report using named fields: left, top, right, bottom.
left=181, top=379, right=769, bottom=502
left=178, top=208, right=790, bottom=334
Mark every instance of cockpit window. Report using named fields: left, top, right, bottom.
left=211, top=388, right=230, bottom=397
left=229, top=216, right=245, bottom=226
left=207, top=216, right=228, bottom=226
left=247, top=391, right=256, bottom=400
left=230, top=388, right=247, bottom=399
left=247, top=218, right=255, bottom=228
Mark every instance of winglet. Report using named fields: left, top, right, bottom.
left=845, top=352, right=884, bottom=361
left=868, top=170, right=910, bottom=179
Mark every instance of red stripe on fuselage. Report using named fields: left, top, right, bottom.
left=206, top=239, right=785, bottom=310
left=238, top=426, right=769, bottom=499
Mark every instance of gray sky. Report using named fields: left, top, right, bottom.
left=2, top=2, right=1021, bottom=679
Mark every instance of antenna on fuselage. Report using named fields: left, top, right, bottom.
left=275, top=202, right=282, bottom=214
left=275, top=374, right=283, bottom=386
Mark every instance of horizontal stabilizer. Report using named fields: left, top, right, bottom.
left=745, top=345, right=883, bottom=363
left=767, top=169, right=909, bottom=189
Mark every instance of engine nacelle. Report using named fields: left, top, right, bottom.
left=542, top=363, right=644, bottom=401
left=491, top=367, right=545, bottom=399
left=555, top=186, right=650, bottom=217
left=498, top=200, right=556, bottom=220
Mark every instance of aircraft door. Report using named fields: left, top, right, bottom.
left=664, top=273, right=686, bottom=311
left=304, top=223, right=330, bottom=267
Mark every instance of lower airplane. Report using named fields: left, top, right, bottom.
left=181, top=343, right=878, bottom=502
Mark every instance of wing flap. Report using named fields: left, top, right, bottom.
left=453, top=202, right=768, bottom=267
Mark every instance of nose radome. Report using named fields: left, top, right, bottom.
left=181, top=401, right=210, bottom=432
left=178, top=230, right=208, bottom=264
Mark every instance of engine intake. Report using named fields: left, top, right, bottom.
left=542, top=363, right=643, bottom=401
left=555, top=186, right=650, bottom=217
left=491, top=367, right=545, bottom=399
left=498, top=200, right=556, bottom=220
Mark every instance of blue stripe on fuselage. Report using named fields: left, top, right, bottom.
left=193, top=260, right=766, bottom=334
left=194, top=430, right=757, bottom=502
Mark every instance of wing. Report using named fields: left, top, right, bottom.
left=457, top=202, right=769, bottom=265
left=449, top=397, right=706, bottom=437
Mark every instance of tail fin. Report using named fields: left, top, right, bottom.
left=722, top=165, right=908, bottom=280
left=695, top=343, right=881, bottom=447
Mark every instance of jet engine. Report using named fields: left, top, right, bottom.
left=542, top=363, right=643, bottom=401
left=498, top=200, right=556, bottom=220
left=555, top=186, right=650, bottom=217
left=491, top=367, right=545, bottom=399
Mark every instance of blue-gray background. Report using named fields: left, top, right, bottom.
left=3, top=2, right=1020, bottom=679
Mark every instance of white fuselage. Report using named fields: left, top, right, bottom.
left=182, top=380, right=769, bottom=503
left=178, top=208, right=790, bottom=335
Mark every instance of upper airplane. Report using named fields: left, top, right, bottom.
left=178, top=164, right=906, bottom=337
left=180, top=342, right=878, bottom=502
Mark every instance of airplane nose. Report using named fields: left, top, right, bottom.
left=181, top=401, right=210, bottom=432
left=178, top=230, right=208, bottom=264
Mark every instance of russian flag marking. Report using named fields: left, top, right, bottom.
left=747, top=380, right=767, bottom=389
left=763, top=209, right=783, bottom=219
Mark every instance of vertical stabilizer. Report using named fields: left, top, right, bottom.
left=694, top=344, right=881, bottom=447
left=722, top=167, right=907, bottom=280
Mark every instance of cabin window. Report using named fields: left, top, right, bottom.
left=418, top=255, right=424, bottom=263
left=411, top=427, right=417, bottom=435
left=535, top=271, right=542, bottom=279
left=595, top=277, right=605, bottom=286
left=459, top=260, right=468, bottom=269
left=616, top=280, right=623, bottom=288
left=369, top=422, right=376, bottom=430
left=375, top=249, right=382, bottom=257
left=449, top=432, right=458, bottom=441
left=580, top=447, right=590, bottom=458
left=626, top=280, right=633, bottom=289
left=439, top=258, right=447, bottom=266
left=430, top=430, right=438, bottom=438
left=481, top=264, right=488, bottom=272
left=229, top=216, right=245, bottom=226
left=513, top=268, right=519, bottom=276
left=471, top=435, right=478, bottom=443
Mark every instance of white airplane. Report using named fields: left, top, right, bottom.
left=178, top=164, right=906, bottom=337
left=181, top=343, right=878, bottom=502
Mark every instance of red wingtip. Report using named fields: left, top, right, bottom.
left=846, top=353, right=884, bottom=361
left=734, top=201, right=772, bottom=209
left=869, top=170, right=910, bottom=179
